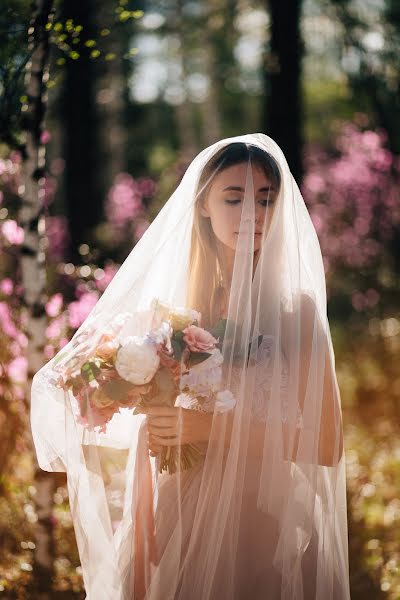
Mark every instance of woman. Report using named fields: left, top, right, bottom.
left=31, top=134, right=350, bottom=599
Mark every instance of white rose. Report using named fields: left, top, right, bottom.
left=115, top=336, right=160, bottom=385
left=215, top=389, right=236, bottom=413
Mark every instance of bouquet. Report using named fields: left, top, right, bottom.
left=53, top=298, right=236, bottom=474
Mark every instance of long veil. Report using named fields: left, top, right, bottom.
left=30, top=133, right=350, bottom=599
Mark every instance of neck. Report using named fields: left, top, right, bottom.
left=217, top=242, right=259, bottom=287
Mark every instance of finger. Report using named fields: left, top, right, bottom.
left=143, top=406, right=178, bottom=416
left=151, top=433, right=181, bottom=446
left=147, top=423, right=177, bottom=433
left=149, top=443, right=162, bottom=455
left=149, top=444, right=162, bottom=454
left=147, top=416, right=179, bottom=426
left=149, top=427, right=179, bottom=438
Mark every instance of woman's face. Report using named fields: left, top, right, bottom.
left=200, top=162, right=278, bottom=253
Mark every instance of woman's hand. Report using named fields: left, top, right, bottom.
left=142, top=406, right=213, bottom=455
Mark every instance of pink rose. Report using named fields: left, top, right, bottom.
left=183, top=326, right=217, bottom=353
left=95, top=336, right=118, bottom=361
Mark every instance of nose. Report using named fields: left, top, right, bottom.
left=255, top=205, right=264, bottom=225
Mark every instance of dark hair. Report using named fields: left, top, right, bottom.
left=197, top=142, right=281, bottom=195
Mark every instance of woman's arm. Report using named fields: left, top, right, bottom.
left=215, top=296, right=344, bottom=467
left=294, top=294, right=344, bottom=466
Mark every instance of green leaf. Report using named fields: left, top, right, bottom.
left=174, top=330, right=185, bottom=343
left=187, top=351, right=212, bottom=368
left=210, top=318, right=228, bottom=342
left=171, top=337, right=183, bottom=360
left=81, top=361, right=101, bottom=382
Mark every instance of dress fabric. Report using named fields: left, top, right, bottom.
left=146, top=335, right=307, bottom=600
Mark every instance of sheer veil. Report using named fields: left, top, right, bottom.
left=30, top=133, right=350, bottom=599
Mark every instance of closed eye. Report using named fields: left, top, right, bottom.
left=259, top=199, right=275, bottom=207
left=225, top=199, right=241, bottom=205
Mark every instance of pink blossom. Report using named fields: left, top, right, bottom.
left=10, top=150, right=22, bottom=164
left=1, top=220, right=24, bottom=245
left=0, top=278, right=14, bottom=295
left=8, top=356, right=28, bottom=384
left=46, top=216, right=69, bottom=260
left=43, top=176, right=57, bottom=206
left=95, top=263, right=118, bottom=292
left=40, top=130, right=51, bottom=144
left=183, top=325, right=218, bottom=353
left=366, top=289, right=379, bottom=306
left=137, top=177, right=156, bottom=198
left=134, top=219, right=150, bottom=241
left=45, top=293, right=63, bottom=317
left=44, top=344, right=56, bottom=359
left=0, top=302, right=18, bottom=337
left=105, top=173, right=143, bottom=227
left=46, top=315, right=66, bottom=339
left=302, top=120, right=400, bottom=274
left=68, top=292, right=99, bottom=328
left=351, top=292, right=365, bottom=312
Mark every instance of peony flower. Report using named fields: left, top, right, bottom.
left=115, top=336, right=160, bottom=385
left=180, top=349, right=224, bottom=394
left=147, top=321, right=173, bottom=347
left=183, top=325, right=217, bottom=353
left=96, top=340, right=119, bottom=361
left=151, top=298, right=201, bottom=330
left=215, top=390, right=236, bottom=413
left=169, top=307, right=201, bottom=331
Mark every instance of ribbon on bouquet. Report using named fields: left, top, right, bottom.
left=132, top=421, right=158, bottom=599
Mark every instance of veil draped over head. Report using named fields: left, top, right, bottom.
left=31, top=133, right=350, bottom=600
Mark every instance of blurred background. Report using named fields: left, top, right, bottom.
left=0, top=0, right=399, bottom=598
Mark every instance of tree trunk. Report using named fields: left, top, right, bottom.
left=60, top=0, right=102, bottom=261
left=262, top=0, right=304, bottom=183
left=19, top=0, right=57, bottom=595
left=173, top=0, right=199, bottom=158
left=94, top=1, right=126, bottom=192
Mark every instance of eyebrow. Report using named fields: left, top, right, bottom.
left=222, top=185, right=276, bottom=192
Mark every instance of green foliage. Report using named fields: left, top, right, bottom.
left=0, top=0, right=143, bottom=148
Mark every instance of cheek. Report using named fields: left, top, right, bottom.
left=210, top=206, right=237, bottom=238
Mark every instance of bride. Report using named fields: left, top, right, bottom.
left=30, top=133, right=351, bottom=599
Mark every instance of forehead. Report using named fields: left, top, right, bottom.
left=209, top=163, right=271, bottom=191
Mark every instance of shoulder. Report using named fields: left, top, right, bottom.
left=281, top=293, right=316, bottom=330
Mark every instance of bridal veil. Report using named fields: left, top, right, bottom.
left=30, top=133, right=350, bottom=599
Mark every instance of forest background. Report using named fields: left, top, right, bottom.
left=0, top=0, right=399, bottom=598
